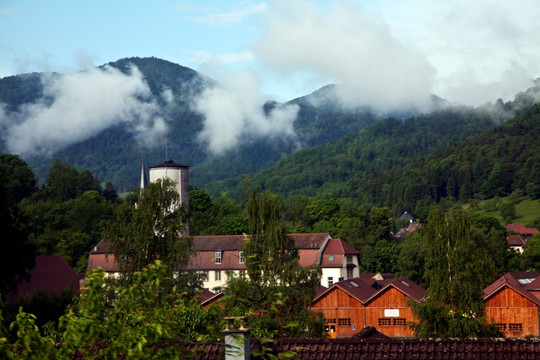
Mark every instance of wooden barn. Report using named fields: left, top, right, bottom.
left=311, top=274, right=425, bottom=338
left=483, top=272, right=540, bottom=337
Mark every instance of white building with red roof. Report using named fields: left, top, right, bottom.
left=88, top=233, right=360, bottom=290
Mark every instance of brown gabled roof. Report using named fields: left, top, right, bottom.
left=197, top=289, right=224, bottom=307
left=290, top=233, right=332, bottom=249
left=194, top=235, right=246, bottom=251
left=483, top=273, right=540, bottom=306
left=313, top=278, right=378, bottom=304
left=507, top=235, right=526, bottom=247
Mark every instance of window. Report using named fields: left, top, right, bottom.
left=338, top=318, right=351, bottom=326
left=215, top=270, right=221, bottom=281
left=239, top=270, right=246, bottom=279
left=346, top=255, right=353, bottom=263
left=509, top=323, right=523, bottom=332
left=214, top=251, right=222, bottom=264
left=378, top=318, right=392, bottom=326
left=328, top=255, right=334, bottom=262
left=496, top=323, right=507, bottom=332
left=201, top=271, right=209, bottom=281
left=347, top=268, right=354, bottom=279
left=328, top=277, right=334, bottom=286
left=393, top=318, right=406, bottom=326
left=325, top=318, right=336, bottom=324
left=238, top=250, right=245, bottom=264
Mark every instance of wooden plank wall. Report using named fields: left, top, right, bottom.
left=485, top=287, right=539, bottom=337
left=364, top=287, right=416, bottom=337
left=312, top=288, right=364, bottom=337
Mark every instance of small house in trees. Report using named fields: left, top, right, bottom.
left=398, top=211, right=416, bottom=223
left=506, top=235, right=527, bottom=253
left=483, top=272, right=540, bottom=337
left=312, top=274, right=425, bottom=338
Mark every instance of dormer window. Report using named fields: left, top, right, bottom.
left=215, top=251, right=222, bottom=264
left=239, top=250, right=245, bottom=264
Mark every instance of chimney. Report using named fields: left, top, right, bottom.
left=223, top=316, right=250, bottom=360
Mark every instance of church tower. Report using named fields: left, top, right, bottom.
left=146, top=159, right=190, bottom=235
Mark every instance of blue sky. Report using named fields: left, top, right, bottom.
left=2, top=0, right=540, bottom=104
left=1, top=1, right=540, bottom=157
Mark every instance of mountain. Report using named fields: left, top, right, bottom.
left=0, top=57, right=415, bottom=190
left=1, top=57, right=538, bottom=196
left=201, top=84, right=540, bottom=204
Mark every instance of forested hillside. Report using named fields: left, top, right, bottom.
left=354, top=103, right=540, bottom=214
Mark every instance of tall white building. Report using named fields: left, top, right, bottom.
left=145, top=159, right=190, bottom=235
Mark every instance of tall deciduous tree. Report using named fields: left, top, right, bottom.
left=410, top=209, right=499, bottom=338
left=222, top=187, right=323, bottom=338
left=105, top=178, right=198, bottom=292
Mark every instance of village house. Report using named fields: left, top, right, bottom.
left=483, top=271, right=540, bottom=337
left=88, top=233, right=361, bottom=290
left=507, top=234, right=527, bottom=253
left=311, top=273, right=425, bottom=338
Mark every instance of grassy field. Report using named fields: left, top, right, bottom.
left=463, top=196, right=540, bottom=227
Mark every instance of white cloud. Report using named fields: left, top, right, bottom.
left=0, top=65, right=167, bottom=156
left=192, top=70, right=298, bottom=154
left=251, top=0, right=435, bottom=112
left=368, top=0, right=540, bottom=105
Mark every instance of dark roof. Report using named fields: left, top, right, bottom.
left=399, top=211, right=415, bottom=221
left=194, top=235, right=246, bottom=251
left=149, top=159, right=189, bottom=169
left=506, top=223, right=539, bottom=235
left=186, top=338, right=540, bottom=360
left=507, top=235, right=526, bottom=246
left=7, top=256, right=80, bottom=304
left=351, top=326, right=389, bottom=339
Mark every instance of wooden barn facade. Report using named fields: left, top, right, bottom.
left=311, top=274, right=425, bottom=338
left=483, top=272, right=540, bottom=337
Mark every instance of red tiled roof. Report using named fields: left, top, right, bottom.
left=7, top=256, right=80, bottom=304
left=506, top=223, right=539, bottom=235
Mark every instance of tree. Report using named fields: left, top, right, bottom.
left=0, top=166, right=36, bottom=298
left=221, top=187, right=323, bottom=338
left=521, top=234, right=540, bottom=270
left=362, top=240, right=402, bottom=274
left=105, top=178, right=198, bottom=291
left=409, top=209, right=499, bottom=338
left=0, top=154, right=36, bottom=205
left=499, top=202, right=516, bottom=224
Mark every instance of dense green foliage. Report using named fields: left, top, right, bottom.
left=0, top=262, right=221, bottom=359
left=408, top=210, right=501, bottom=338
left=220, top=188, right=324, bottom=339
left=355, top=103, right=540, bottom=214
left=106, top=179, right=199, bottom=292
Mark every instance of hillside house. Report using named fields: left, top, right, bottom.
left=507, top=234, right=527, bottom=253
left=311, top=274, right=425, bottom=338
left=87, top=233, right=360, bottom=290
left=483, top=272, right=540, bottom=337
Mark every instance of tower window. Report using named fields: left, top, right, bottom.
left=215, top=251, right=222, bottom=264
